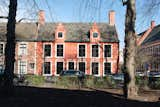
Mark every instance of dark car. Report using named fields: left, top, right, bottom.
left=148, top=71, right=160, bottom=77
left=60, top=70, right=85, bottom=78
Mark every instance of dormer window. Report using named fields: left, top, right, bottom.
left=58, top=32, right=63, bottom=38
left=93, top=32, right=98, bottom=38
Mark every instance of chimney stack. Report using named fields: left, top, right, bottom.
left=151, top=20, right=155, bottom=29
left=109, top=10, right=115, bottom=26
left=38, top=10, right=45, bottom=25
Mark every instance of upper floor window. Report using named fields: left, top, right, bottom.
left=58, top=32, right=63, bottom=38
left=93, top=32, right=98, bottom=38
left=104, top=45, right=111, bottom=57
left=92, top=45, right=99, bottom=57
left=19, top=43, right=27, bottom=55
left=57, top=44, right=63, bottom=57
left=0, top=43, right=4, bottom=55
left=44, top=44, right=51, bottom=57
left=79, top=45, right=85, bottom=57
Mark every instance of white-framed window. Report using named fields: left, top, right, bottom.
left=0, top=43, right=4, bottom=55
left=91, top=62, right=99, bottom=75
left=56, top=62, right=63, bottom=74
left=58, top=32, right=63, bottom=38
left=18, top=43, right=27, bottom=55
left=92, top=45, right=99, bottom=57
left=56, top=44, right=64, bottom=57
left=78, top=44, right=86, bottom=57
left=18, top=60, right=27, bottom=74
left=104, top=45, right=111, bottom=57
left=29, top=63, right=35, bottom=70
left=68, top=62, right=74, bottom=70
left=104, top=62, right=111, bottom=75
left=44, top=44, right=51, bottom=57
left=93, top=32, right=98, bottom=38
left=43, top=62, right=51, bottom=75
left=78, top=62, right=85, bottom=73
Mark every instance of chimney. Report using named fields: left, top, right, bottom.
left=38, top=10, right=45, bottom=25
left=109, top=10, right=115, bottom=26
left=151, top=20, right=155, bottom=29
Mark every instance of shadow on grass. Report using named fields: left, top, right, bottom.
left=0, top=86, right=160, bottom=107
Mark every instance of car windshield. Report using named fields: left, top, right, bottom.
left=63, top=70, right=77, bottom=75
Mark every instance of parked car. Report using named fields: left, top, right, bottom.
left=136, top=71, right=145, bottom=77
left=60, top=70, right=85, bottom=78
left=148, top=71, right=160, bottom=78
left=111, top=73, right=124, bottom=81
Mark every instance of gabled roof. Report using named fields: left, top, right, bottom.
left=0, top=22, right=119, bottom=43
left=141, top=25, right=160, bottom=45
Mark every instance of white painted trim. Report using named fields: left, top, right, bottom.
left=18, top=42, right=28, bottom=56
left=43, top=43, right=52, bottom=58
left=90, top=44, right=100, bottom=58
left=77, top=61, right=87, bottom=74
left=55, top=60, right=64, bottom=76
left=67, top=60, right=76, bottom=70
left=18, top=60, right=27, bottom=74
left=42, top=61, right=52, bottom=76
left=77, top=43, right=87, bottom=58
left=103, top=44, right=113, bottom=58
left=103, top=61, right=112, bottom=76
left=55, top=43, right=65, bottom=58
left=57, top=32, right=64, bottom=39
left=90, top=61, right=100, bottom=76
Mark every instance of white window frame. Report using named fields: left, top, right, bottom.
left=43, top=61, right=52, bottom=76
left=90, top=62, right=100, bottom=76
left=92, top=32, right=98, bottom=38
left=67, top=61, right=76, bottom=70
left=77, top=44, right=87, bottom=58
left=43, top=43, right=52, bottom=58
left=103, top=44, right=112, bottom=58
left=55, top=43, right=65, bottom=58
left=78, top=61, right=86, bottom=74
left=103, top=61, right=112, bottom=76
left=18, top=42, right=28, bottom=55
left=18, top=60, right=27, bottom=74
left=57, top=32, right=64, bottom=39
left=55, top=61, right=64, bottom=75
left=90, top=44, right=100, bottom=58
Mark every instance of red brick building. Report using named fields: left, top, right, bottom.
left=137, top=21, right=160, bottom=72
left=0, top=10, right=119, bottom=76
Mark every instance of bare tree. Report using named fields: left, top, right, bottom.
left=3, top=0, right=17, bottom=95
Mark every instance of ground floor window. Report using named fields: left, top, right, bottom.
left=68, top=62, right=74, bottom=70
left=18, top=61, right=27, bottom=74
left=57, top=62, right=63, bottom=74
left=104, top=62, right=111, bottom=74
left=79, top=62, right=85, bottom=73
left=92, top=62, right=99, bottom=75
left=44, top=62, right=51, bottom=75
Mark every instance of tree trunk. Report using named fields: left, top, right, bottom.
left=4, top=0, right=17, bottom=95
left=123, top=0, right=138, bottom=98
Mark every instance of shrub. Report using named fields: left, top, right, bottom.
left=25, top=75, right=45, bottom=86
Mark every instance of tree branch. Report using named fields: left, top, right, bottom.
left=122, top=0, right=128, bottom=6
left=0, top=16, right=8, bottom=19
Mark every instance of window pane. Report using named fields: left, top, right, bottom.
left=44, top=62, right=51, bottom=74
left=79, top=62, right=85, bottom=73
left=44, top=44, right=51, bottom=57
left=92, top=45, right=98, bottom=57
left=19, top=44, right=27, bottom=55
left=93, top=32, right=98, bottom=38
left=69, top=62, right=74, bottom=70
left=57, top=62, right=63, bottom=74
left=0, top=44, right=3, bottom=55
left=104, top=45, right=111, bottom=57
left=57, top=45, right=63, bottom=57
left=92, top=62, right=99, bottom=75
left=19, top=61, right=27, bottom=74
left=58, top=32, right=63, bottom=38
left=79, top=45, right=85, bottom=57
left=104, top=62, right=111, bottom=74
